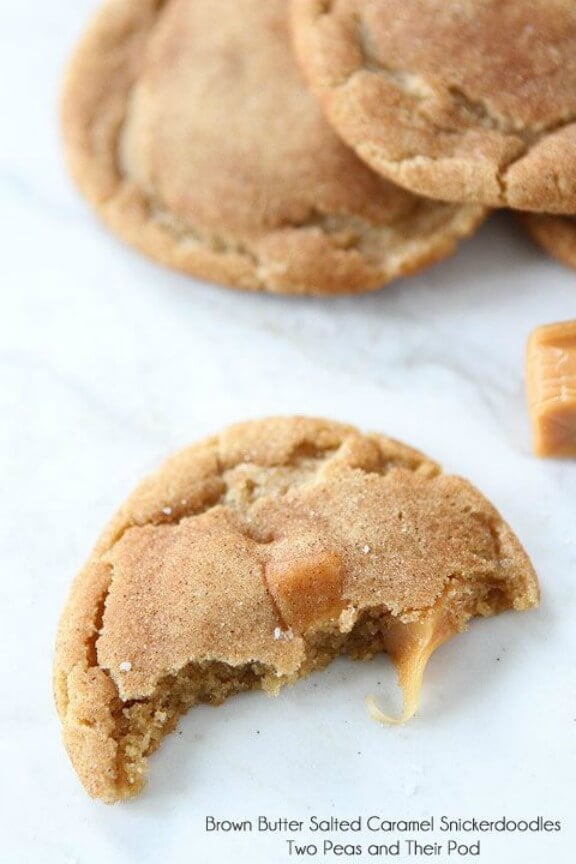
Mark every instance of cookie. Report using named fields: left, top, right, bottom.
left=522, top=214, right=576, bottom=269
left=54, top=417, right=539, bottom=802
left=61, top=0, right=485, bottom=296
left=292, top=0, right=576, bottom=212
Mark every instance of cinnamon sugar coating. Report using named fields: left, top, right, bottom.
left=61, top=0, right=484, bottom=295
left=54, top=417, right=539, bottom=802
left=292, top=0, right=576, bottom=212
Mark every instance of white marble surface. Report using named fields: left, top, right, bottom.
left=1, top=2, right=575, bottom=863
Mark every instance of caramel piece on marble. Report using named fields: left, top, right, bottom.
left=526, top=320, right=576, bottom=457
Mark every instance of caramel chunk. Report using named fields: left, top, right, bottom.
left=526, top=320, right=576, bottom=457
left=266, top=549, right=344, bottom=632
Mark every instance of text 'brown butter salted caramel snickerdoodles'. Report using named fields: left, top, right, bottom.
left=61, top=0, right=485, bottom=296
left=292, top=0, right=576, bottom=212
left=54, top=417, right=539, bottom=803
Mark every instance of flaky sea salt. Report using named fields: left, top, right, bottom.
left=362, top=544, right=371, bottom=554
left=162, top=506, right=173, bottom=515
left=273, top=627, right=294, bottom=641
left=119, top=661, right=132, bottom=673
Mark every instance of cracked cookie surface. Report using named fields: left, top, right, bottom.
left=61, top=0, right=484, bottom=296
left=292, top=0, right=576, bottom=212
left=54, top=417, right=539, bottom=802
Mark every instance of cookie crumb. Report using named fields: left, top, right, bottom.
left=119, top=661, right=132, bottom=673
left=338, top=605, right=358, bottom=633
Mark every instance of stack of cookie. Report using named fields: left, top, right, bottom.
left=59, top=0, right=576, bottom=804
left=62, top=0, right=576, bottom=295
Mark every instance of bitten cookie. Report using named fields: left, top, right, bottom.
left=292, top=0, right=576, bottom=212
left=54, top=417, right=539, bottom=802
left=61, top=0, right=484, bottom=296
left=522, top=214, right=576, bottom=270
